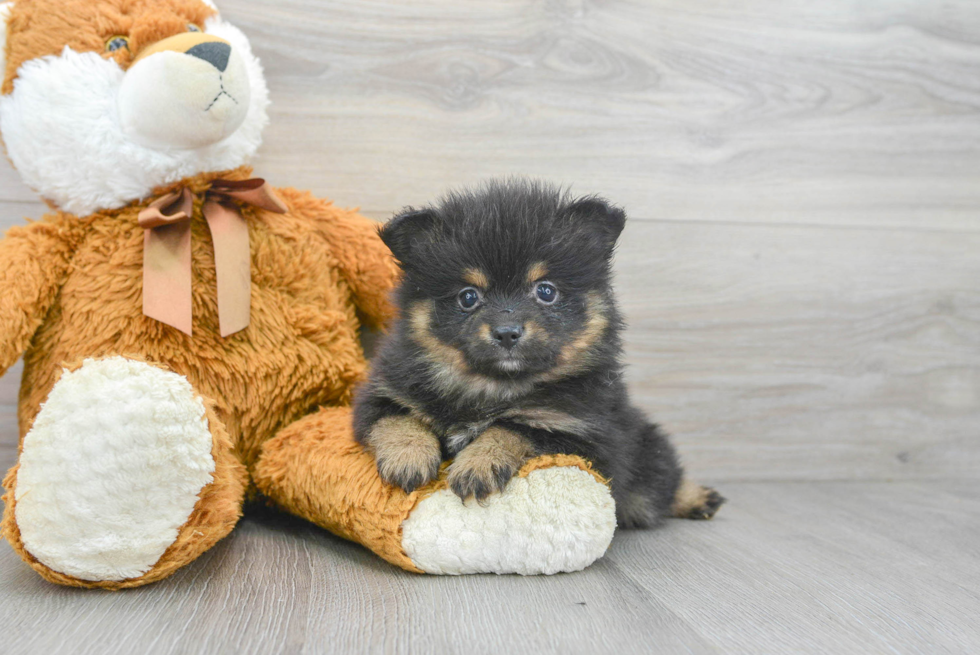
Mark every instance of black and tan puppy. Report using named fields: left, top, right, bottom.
left=354, top=180, right=723, bottom=528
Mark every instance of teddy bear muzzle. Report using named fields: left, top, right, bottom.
left=117, top=32, right=251, bottom=150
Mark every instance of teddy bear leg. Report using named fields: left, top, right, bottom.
left=253, top=405, right=617, bottom=575
left=1, top=356, right=247, bottom=589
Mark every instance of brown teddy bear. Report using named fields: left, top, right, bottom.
left=0, top=0, right=618, bottom=587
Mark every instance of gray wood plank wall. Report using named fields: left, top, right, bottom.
left=0, top=1, right=977, bottom=653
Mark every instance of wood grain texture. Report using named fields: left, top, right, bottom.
left=616, top=220, right=980, bottom=482
left=0, top=479, right=977, bottom=655
left=0, top=0, right=978, bottom=653
left=2, top=1, right=980, bottom=228
left=216, top=0, right=980, bottom=228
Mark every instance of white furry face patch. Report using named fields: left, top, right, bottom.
left=0, top=15, right=269, bottom=216
left=118, top=35, right=251, bottom=150
left=14, top=357, right=216, bottom=582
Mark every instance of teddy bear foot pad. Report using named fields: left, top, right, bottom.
left=403, top=464, right=617, bottom=575
left=8, top=357, right=220, bottom=583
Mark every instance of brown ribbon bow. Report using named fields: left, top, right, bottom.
left=139, top=178, right=287, bottom=337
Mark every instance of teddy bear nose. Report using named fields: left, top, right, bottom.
left=186, top=41, right=231, bottom=72
left=492, top=325, right=524, bottom=350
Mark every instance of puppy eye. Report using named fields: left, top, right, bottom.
left=535, top=282, right=558, bottom=304
left=105, top=36, right=130, bottom=52
left=458, top=287, right=482, bottom=311
left=187, top=23, right=203, bottom=32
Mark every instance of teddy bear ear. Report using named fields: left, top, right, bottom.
left=379, top=208, right=439, bottom=265
left=0, top=3, right=14, bottom=77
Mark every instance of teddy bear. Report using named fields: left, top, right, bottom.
left=0, top=0, right=617, bottom=588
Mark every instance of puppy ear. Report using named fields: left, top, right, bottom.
left=379, top=208, right=439, bottom=264
left=564, top=197, right=627, bottom=250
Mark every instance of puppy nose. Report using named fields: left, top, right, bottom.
left=186, top=41, right=231, bottom=72
left=492, top=325, right=524, bottom=350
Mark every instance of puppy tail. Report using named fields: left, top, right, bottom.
left=671, top=477, right=726, bottom=520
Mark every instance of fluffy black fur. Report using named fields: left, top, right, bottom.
left=353, top=179, right=723, bottom=528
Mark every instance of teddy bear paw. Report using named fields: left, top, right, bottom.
left=11, top=357, right=216, bottom=582
left=401, top=463, right=617, bottom=575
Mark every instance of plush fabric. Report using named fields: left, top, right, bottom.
left=0, top=0, right=618, bottom=587
left=252, top=408, right=615, bottom=575
left=402, top=458, right=616, bottom=575
left=14, top=356, right=218, bottom=581
left=0, top=165, right=403, bottom=586
left=5, top=167, right=399, bottom=467
left=0, top=1, right=268, bottom=215
left=2, top=358, right=247, bottom=589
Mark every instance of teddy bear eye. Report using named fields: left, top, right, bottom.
left=535, top=282, right=558, bottom=304
left=187, top=23, right=202, bottom=32
left=458, top=287, right=482, bottom=311
left=105, top=36, right=130, bottom=53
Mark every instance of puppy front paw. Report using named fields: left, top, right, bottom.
left=366, top=416, right=442, bottom=493
left=447, top=459, right=514, bottom=502
left=447, top=426, right=534, bottom=502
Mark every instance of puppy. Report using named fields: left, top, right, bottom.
left=353, top=180, right=724, bottom=528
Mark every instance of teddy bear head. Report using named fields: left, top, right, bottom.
left=0, top=0, right=269, bottom=215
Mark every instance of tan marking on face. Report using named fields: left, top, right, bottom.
left=446, top=426, right=535, bottom=499
left=500, top=407, right=590, bottom=436
left=408, top=301, right=536, bottom=402
left=478, top=323, right=493, bottom=343
left=526, top=261, right=548, bottom=284
left=366, top=415, right=442, bottom=486
left=429, top=362, right=534, bottom=404
left=523, top=320, right=540, bottom=341
left=463, top=268, right=489, bottom=288
left=537, top=292, right=609, bottom=382
left=408, top=300, right=469, bottom=372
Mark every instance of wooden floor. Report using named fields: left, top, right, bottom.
left=1, top=1, right=979, bottom=653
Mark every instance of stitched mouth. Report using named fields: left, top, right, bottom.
left=205, top=75, right=239, bottom=112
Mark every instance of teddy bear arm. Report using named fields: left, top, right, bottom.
left=299, top=196, right=401, bottom=330
left=0, top=219, right=75, bottom=375
left=253, top=406, right=618, bottom=576
left=330, top=211, right=401, bottom=330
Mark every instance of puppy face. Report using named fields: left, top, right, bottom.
left=381, top=181, right=626, bottom=382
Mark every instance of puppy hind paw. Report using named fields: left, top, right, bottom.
left=690, top=487, right=726, bottom=520
left=672, top=479, right=726, bottom=520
